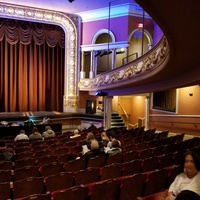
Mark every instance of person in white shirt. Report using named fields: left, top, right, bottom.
left=165, top=150, right=200, bottom=200
left=14, top=129, right=29, bottom=141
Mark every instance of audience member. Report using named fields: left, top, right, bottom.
left=41, top=117, right=51, bottom=124
left=107, top=140, right=122, bottom=155
left=70, top=129, right=81, bottom=139
left=165, top=150, right=200, bottom=200
left=83, top=132, right=95, bottom=149
left=81, top=139, right=105, bottom=163
left=175, top=190, right=200, bottom=200
left=0, top=121, right=9, bottom=127
left=99, top=131, right=109, bottom=147
left=29, top=127, right=42, bottom=140
left=107, top=132, right=121, bottom=148
left=87, top=123, right=97, bottom=132
left=14, top=129, right=29, bottom=142
left=0, top=140, right=14, bottom=161
left=42, top=126, right=55, bottom=138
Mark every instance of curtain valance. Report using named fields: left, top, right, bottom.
left=0, top=18, right=65, bottom=48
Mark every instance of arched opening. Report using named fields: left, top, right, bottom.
left=95, top=33, right=113, bottom=74
left=129, top=29, right=152, bottom=62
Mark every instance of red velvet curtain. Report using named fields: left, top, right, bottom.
left=0, top=18, right=65, bottom=112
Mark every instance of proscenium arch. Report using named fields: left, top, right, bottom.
left=92, top=29, right=116, bottom=44
left=0, top=2, right=81, bottom=112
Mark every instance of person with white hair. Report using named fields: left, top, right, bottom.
left=81, top=139, right=105, bottom=163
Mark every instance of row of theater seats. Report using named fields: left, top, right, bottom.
left=0, top=142, right=191, bottom=178
left=0, top=164, right=180, bottom=200
left=1, top=127, right=200, bottom=199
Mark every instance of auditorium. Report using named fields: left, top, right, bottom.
left=0, top=0, right=200, bottom=199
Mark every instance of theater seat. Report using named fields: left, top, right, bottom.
left=118, top=173, right=146, bottom=200
left=51, top=185, right=88, bottom=200
left=136, top=190, right=168, bottom=200
left=90, top=179, right=120, bottom=200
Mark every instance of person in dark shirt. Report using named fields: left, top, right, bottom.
left=0, top=140, right=14, bottom=161
left=81, top=139, right=105, bottom=164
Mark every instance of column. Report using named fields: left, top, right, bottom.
left=89, top=50, right=94, bottom=78
left=145, top=96, right=150, bottom=130
left=80, top=51, right=86, bottom=79
left=63, top=95, right=79, bottom=112
left=103, top=96, right=113, bottom=130
left=112, top=49, right=116, bottom=69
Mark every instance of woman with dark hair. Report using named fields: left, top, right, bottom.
left=175, top=190, right=200, bottom=200
left=165, top=150, right=200, bottom=200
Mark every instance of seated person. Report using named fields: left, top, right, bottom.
left=82, top=132, right=96, bottom=149
left=0, top=140, right=14, bottom=161
left=81, top=139, right=105, bottom=163
left=41, top=117, right=51, bottom=124
left=0, top=121, right=9, bottom=127
left=107, top=133, right=121, bottom=148
left=29, top=127, right=42, bottom=140
left=107, top=140, right=122, bottom=155
left=42, top=126, right=55, bottom=138
left=165, top=150, right=200, bottom=200
left=175, top=190, right=200, bottom=200
left=70, top=129, right=81, bottom=139
left=14, top=129, right=29, bottom=142
left=100, top=131, right=109, bottom=147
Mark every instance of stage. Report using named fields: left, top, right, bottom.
left=0, top=111, right=104, bottom=130
left=0, top=111, right=104, bottom=137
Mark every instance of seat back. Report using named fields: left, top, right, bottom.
left=136, top=190, right=168, bottom=200
left=0, top=169, right=13, bottom=182
left=75, top=167, right=100, bottom=185
left=100, top=163, right=123, bottom=181
left=141, top=156, right=159, bottom=173
left=122, top=159, right=142, bottom=176
left=45, top=172, right=74, bottom=193
left=14, top=165, right=39, bottom=181
left=143, top=169, right=169, bottom=196
left=0, top=181, right=12, bottom=200
left=13, top=193, right=52, bottom=200
left=90, top=179, right=120, bottom=200
left=119, top=173, right=146, bottom=200
left=14, top=157, right=36, bottom=169
left=0, top=161, right=13, bottom=170
left=87, top=155, right=106, bottom=168
left=39, top=162, right=65, bottom=177
left=65, top=159, right=86, bottom=172
left=13, top=177, right=44, bottom=199
left=106, top=153, right=123, bottom=165
left=36, top=155, right=58, bottom=166
left=51, top=185, right=88, bottom=200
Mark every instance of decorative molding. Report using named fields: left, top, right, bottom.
left=0, top=2, right=81, bottom=111
left=79, top=36, right=169, bottom=91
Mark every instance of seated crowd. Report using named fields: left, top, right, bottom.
left=0, top=124, right=200, bottom=200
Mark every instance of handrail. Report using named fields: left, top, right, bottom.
left=150, top=120, right=200, bottom=128
left=122, top=52, right=138, bottom=65
left=118, top=102, right=129, bottom=122
left=127, top=123, right=138, bottom=129
left=118, top=102, right=131, bottom=129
